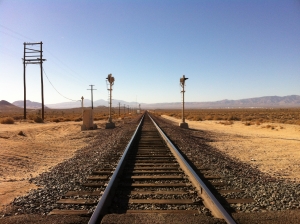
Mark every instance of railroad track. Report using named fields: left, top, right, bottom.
left=48, top=112, right=255, bottom=223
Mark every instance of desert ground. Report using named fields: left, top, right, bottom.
left=0, top=119, right=110, bottom=213
left=161, top=115, right=300, bottom=182
left=0, top=112, right=300, bottom=217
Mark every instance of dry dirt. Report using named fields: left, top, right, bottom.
left=0, top=120, right=107, bottom=213
left=162, top=115, right=300, bottom=182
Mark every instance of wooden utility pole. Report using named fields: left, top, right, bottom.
left=87, top=85, right=96, bottom=109
left=23, top=44, right=26, bottom=119
left=40, top=43, right=44, bottom=120
left=22, top=42, right=46, bottom=120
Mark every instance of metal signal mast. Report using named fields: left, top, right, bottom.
left=179, top=75, right=189, bottom=128
left=105, top=74, right=115, bottom=129
left=22, top=42, right=46, bottom=120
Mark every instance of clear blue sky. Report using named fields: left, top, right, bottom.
left=1, top=0, right=300, bottom=104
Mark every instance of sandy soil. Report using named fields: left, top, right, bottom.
left=162, top=115, right=300, bottom=182
left=0, top=120, right=107, bottom=213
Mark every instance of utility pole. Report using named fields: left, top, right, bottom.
left=22, top=42, right=46, bottom=120
left=87, top=85, right=96, bottom=109
left=179, top=75, right=189, bottom=128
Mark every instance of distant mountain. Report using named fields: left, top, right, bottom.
left=12, top=100, right=49, bottom=109
left=142, top=95, right=300, bottom=109
left=46, top=99, right=139, bottom=109
left=0, top=100, right=20, bottom=109
left=9, top=95, right=300, bottom=110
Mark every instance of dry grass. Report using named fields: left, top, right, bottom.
left=219, top=121, right=233, bottom=125
left=1, top=117, right=14, bottom=124
left=155, top=108, right=300, bottom=125
left=0, top=106, right=137, bottom=123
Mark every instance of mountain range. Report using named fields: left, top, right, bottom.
left=1, top=95, right=300, bottom=110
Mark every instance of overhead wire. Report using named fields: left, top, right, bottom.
left=43, top=68, right=80, bottom=102
left=0, top=24, right=92, bottom=85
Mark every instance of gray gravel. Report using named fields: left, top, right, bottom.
left=152, top=114, right=300, bottom=214
left=5, top=117, right=141, bottom=216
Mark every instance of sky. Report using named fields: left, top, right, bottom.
left=1, top=0, right=300, bottom=105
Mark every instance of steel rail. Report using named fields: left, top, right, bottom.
left=148, top=114, right=236, bottom=224
left=88, top=114, right=145, bottom=224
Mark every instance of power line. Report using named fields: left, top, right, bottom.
left=0, top=24, right=92, bottom=84
left=43, top=68, right=80, bottom=102
left=0, top=25, right=34, bottom=41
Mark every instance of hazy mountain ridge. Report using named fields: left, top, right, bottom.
left=6, top=95, right=300, bottom=109
left=0, top=100, right=21, bottom=111
left=12, top=100, right=49, bottom=109
left=143, top=95, right=300, bottom=109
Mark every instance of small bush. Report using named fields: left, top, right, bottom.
left=194, top=115, right=202, bottom=121
left=13, top=115, right=23, bottom=120
left=1, top=117, right=14, bottom=124
left=213, top=115, right=223, bottom=120
left=74, top=117, right=82, bottom=122
left=52, top=118, right=60, bottom=123
left=244, top=121, right=251, bottom=126
left=18, top=131, right=26, bottom=136
left=220, top=121, right=233, bottom=125
left=33, top=116, right=43, bottom=123
left=205, top=115, right=213, bottom=120
left=227, top=115, right=240, bottom=121
left=64, top=118, right=71, bottom=122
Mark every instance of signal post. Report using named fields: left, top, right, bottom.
left=179, top=75, right=189, bottom=128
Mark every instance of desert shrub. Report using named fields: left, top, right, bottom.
left=244, top=121, right=251, bottom=126
left=227, top=115, right=240, bottom=121
left=52, top=118, right=60, bottom=123
left=1, top=117, right=14, bottom=124
left=220, top=121, right=233, bottom=125
left=255, top=120, right=261, bottom=125
left=18, top=131, right=25, bottom=136
left=13, top=115, right=23, bottom=120
left=74, top=117, right=82, bottom=122
left=194, top=115, right=202, bottom=121
left=205, top=115, right=213, bottom=120
left=244, top=116, right=253, bottom=121
left=64, top=118, right=71, bottom=122
left=213, top=115, right=223, bottom=120
left=33, top=116, right=43, bottom=123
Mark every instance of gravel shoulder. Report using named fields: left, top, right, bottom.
left=0, top=120, right=107, bottom=213
left=161, top=115, right=300, bottom=182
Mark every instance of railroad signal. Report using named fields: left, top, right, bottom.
left=105, top=73, right=115, bottom=129
left=179, top=75, right=189, bottom=128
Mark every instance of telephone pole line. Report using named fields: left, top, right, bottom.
left=22, top=42, right=46, bottom=120
left=87, top=85, right=97, bottom=109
